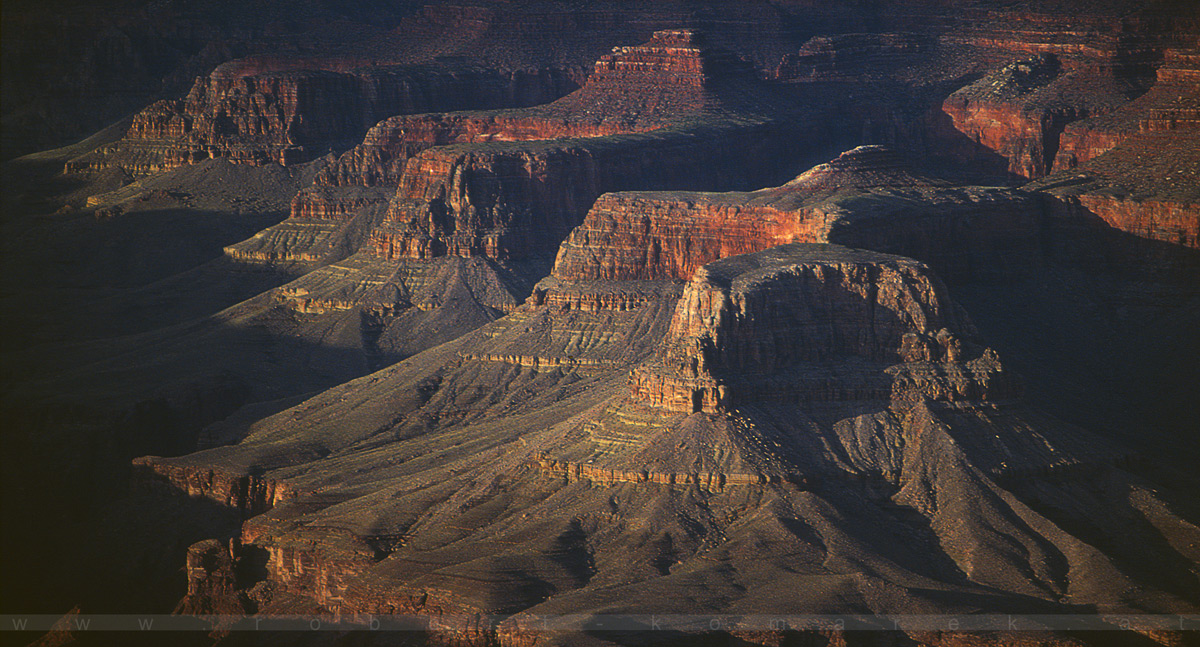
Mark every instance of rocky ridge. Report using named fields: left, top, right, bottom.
left=66, top=59, right=578, bottom=177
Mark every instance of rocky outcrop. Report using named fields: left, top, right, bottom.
left=939, top=54, right=1135, bottom=179
left=1034, top=127, right=1199, bottom=256
left=66, top=60, right=577, bottom=177
left=630, top=244, right=1014, bottom=414
left=1075, top=194, right=1199, bottom=250
left=132, top=457, right=297, bottom=518
left=369, top=120, right=804, bottom=264
left=289, top=28, right=783, bottom=230
left=175, top=539, right=248, bottom=615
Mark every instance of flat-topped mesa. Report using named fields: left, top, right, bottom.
left=544, top=146, right=1035, bottom=295
left=289, top=29, right=759, bottom=222
left=630, top=244, right=1015, bottom=414
left=579, top=29, right=756, bottom=115
left=548, top=146, right=937, bottom=283
left=774, top=33, right=932, bottom=81
left=66, top=59, right=577, bottom=177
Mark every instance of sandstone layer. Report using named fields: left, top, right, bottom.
left=546, top=145, right=1041, bottom=289
left=1053, top=47, right=1200, bottom=171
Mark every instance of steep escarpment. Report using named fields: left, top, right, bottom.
left=940, top=53, right=1148, bottom=179
left=1030, top=76, right=1199, bottom=256
left=236, top=29, right=818, bottom=269
left=359, top=33, right=816, bottom=266
left=629, top=244, right=1011, bottom=415
left=369, top=120, right=807, bottom=264
left=8, top=5, right=1200, bottom=645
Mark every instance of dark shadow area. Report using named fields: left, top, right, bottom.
left=949, top=212, right=1200, bottom=468
left=0, top=320, right=393, bottom=616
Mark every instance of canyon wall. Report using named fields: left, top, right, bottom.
left=67, top=60, right=578, bottom=176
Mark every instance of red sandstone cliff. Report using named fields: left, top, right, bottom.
left=543, top=145, right=1041, bottom=295
left=288, top=29, right=781, bottom=227
left=939, top=53, right=1144, bottom=179
left=356, top=30, right=809, bottom=264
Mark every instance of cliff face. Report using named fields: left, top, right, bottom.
left=939, top=54, right=1138, bottom=180
left=288, top=28, right=767, bottom=223
left=142, top=228, right=1194, bottom=644
left=369, top=123, right=803, bottom=263
left=546, top=146, right=1041, bottom=290
left=629, top=244, right=1011, bottom=414
left=1052, top=51, right=1199, bottom=254
left=132, top=456, right=296, bottom=518
left=352, top=30, right=814, bottom=265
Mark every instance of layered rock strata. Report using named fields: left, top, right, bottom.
left=66, top=59, right=577, bottom=177
left=289, top=28, right=762, bottom=220
left=544, top=145, right=1041, bottom=290
left=940, top=53, right=1146, bottom=179
left=369, top=120, right=802, bottom=263
left=139, top=234, right=1193, bottom=645
left=629, top=244, right=1013, bottom=414
left=1034, top=130, right=1200, bottom=254
left=236, top=29, right=805, bottom=268
left=1053, top=47, right=1200, bottom=171
left=292, top=30, right=799, bottom=265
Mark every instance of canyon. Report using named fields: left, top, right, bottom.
left=2, top=1, right=1199, bottom=646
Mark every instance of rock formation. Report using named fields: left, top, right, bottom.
left=1028, top=48, right=1199, bottom=255
left=545, top=145, right=1041, bottom=289
left=281, top=30, right=807, bottom=268
left=940, top=53, right=1144, bottom=179
left=122, top=137, right=1197, bottom=643
left=66, top=59, right=578, bottom=177
left=5, top=3, right=1200, bottom=646
left=630, top=244, right=1012, bottom=414
left=1053, top=47, right=1200, bottom=171
left=135, top=231, right=1191, bottom=644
